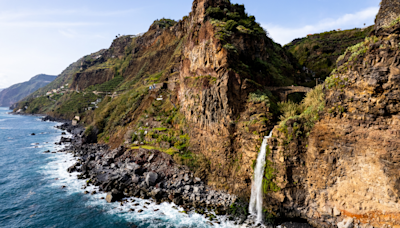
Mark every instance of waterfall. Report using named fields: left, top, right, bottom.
left=249, top=131, right=273, bottom=224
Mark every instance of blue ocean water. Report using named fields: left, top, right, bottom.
left=0, top=107, right=236, bottom=228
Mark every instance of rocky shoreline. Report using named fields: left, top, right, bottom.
left=48, top=117, right=247, bottom=224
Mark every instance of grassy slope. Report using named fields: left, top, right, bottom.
left=286, top=26, right=374, bottom=83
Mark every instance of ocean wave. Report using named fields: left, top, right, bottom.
left=39, top=149, right=240, bottom=228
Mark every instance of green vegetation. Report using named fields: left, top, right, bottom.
left=87, top=76, right=124, bottom=92
left=94, top=88, right=147, bottom=136
left=54, top=92, right=100, bottom=119
left=206, top=4, right=266, bottom=42
left=287, top=26, right=374, bottom=81
left=277, top=85, right=325, bottom=142
left=152, top=18, right=177, bottom=29
left=248, top=90, right=279, bottom=114
left=263, top=146, right=280, bottom=193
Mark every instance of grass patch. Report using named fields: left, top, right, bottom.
left=153, top=127, right=168, bottom=131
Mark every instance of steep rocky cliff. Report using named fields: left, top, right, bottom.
left=0, top=74, right=56, bottom=107
left=375, top=0, right=400, bottom=31
left=14, top=0, right=306, bottom=203
left=265, top=3, right=400, bottom=227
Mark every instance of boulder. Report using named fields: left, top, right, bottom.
left=132, top=175, right=140, bottom=184
left=145, top=172, right=158, bottom=186
left=126, top=162, right=140, bottom=172
left=183, top=173, right=190, bottom=182
left=106, top=189, right=123, bottom=203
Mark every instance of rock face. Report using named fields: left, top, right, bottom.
left=265, top=19, right=400, bottom=228
left=175, top=0, right=301, bottom=197
left=0, top=74, right=56, bottom=107
left=70, top=36, right=133, bottom=90
left=375, top=0, right=400, bottom=31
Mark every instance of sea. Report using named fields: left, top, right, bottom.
left=0, top=107, right=237, bottom=228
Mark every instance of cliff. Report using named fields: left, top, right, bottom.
left=264, top=2, right=400, bottom=227
left=14, top=0, right=306, bottom=201
left=0, top=74, right=56, bottom=107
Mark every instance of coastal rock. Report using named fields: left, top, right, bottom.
left=106, top=189, right=123, bottom=203
left=63, top=139, right=237, bottom=212
left=145, top=172, right=158, bottom=186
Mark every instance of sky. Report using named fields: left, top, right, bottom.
left=0, top=0, right=381, bottom=88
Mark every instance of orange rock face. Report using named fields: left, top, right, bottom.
left=267, top=17, right=400, bottom=228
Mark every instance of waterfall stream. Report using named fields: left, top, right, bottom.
left=249, top=131, right=273, bottom=224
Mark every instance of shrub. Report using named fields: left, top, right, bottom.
left=223, top=43, right=237, bottom=52
left=278, top=85, right=325, bottom=133
left=152, top=18, right=177, bottom=29
left=278, top=100, right=300, bottom=122
left=225, top=20, right=238, bottom=31
left=206, top=6, right=224, bottom=19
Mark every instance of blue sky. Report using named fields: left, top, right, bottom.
left=0, top=0, right=380, bottom=88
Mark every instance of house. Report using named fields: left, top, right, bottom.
left=46, top=92, right=52, bottom=96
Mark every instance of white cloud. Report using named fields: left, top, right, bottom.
left=264, top=6, right=379, bottom=45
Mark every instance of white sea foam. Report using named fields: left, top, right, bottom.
left=37, top=127, right=246, bottom=227
left=41, top=150, right=243, bottom=227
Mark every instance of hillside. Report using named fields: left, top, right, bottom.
left=286, top=26, right=374, bottom=85
left=21, top=49, right=106, bottom=101
left=0, top=74, right=56, bottom=107
left=15, top=0, right=309, bottom=200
